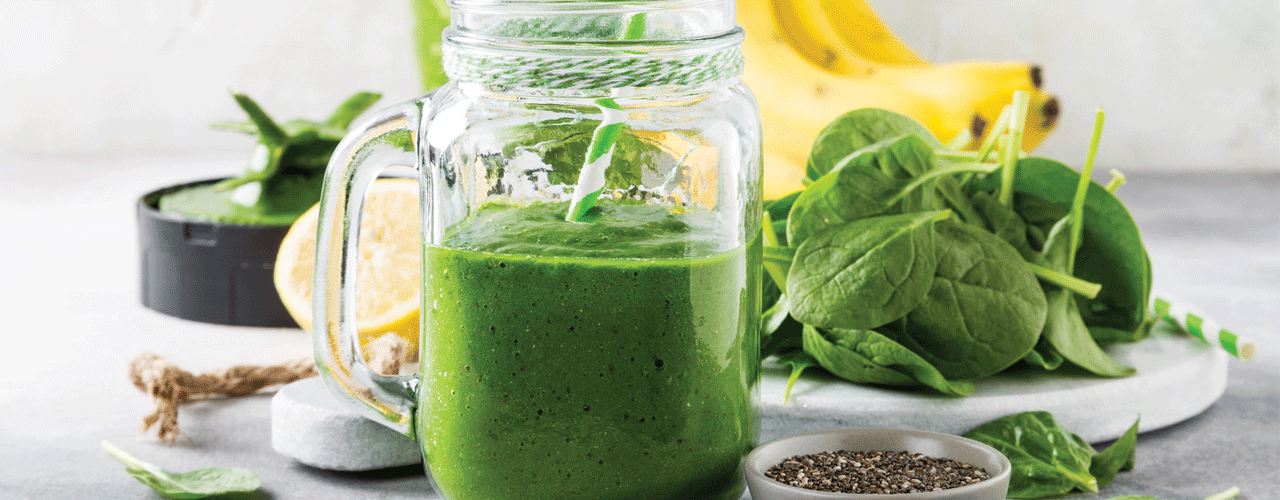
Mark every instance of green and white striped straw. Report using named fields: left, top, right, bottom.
left=1153, top=294, right=1256, bottom=361
left=565, top=94, right=628, bottom=221
left=565, top=12, right=645, bottom=222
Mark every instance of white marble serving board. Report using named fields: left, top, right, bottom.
left=758, top=322, right=1229, bottom=445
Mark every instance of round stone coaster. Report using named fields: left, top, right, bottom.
left=271, top=377, right=422, bottom=471
left=760, top=321, right=1229, bottom=444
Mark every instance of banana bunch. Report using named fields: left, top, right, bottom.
left=739, top=0, right=1060, bottom=198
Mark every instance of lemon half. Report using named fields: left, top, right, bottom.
left=274, top=178, right=421, bottom=354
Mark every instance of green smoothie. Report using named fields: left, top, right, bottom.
left=419, top=201, right=760, bottom=500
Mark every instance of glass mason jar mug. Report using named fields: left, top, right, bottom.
left=313, top=1, right=762, bottom=499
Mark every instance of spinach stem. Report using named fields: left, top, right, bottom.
left=944, top=128, right=972, bottom=150
left=761, top=211, right=790, bottom=288
left=1105, top=168, right=1127, bottom=193
left=934, top=149, right=982, bottom=160
left=782, top=359, right=811, bottom=403
left=1068, top=108, right=1106, bottom=272
left=976, top=105, right=1012, bottom=163
left=1202, top=487, right=1242, bottom=500
left=887, top=162, right=999, bottom=206
left=1028, top=263, right=1102, bottom=299
left=998, top=91, right=1030, bottom=207
left=763, top=245, right=797, bottom=265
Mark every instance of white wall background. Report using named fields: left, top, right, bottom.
left=1, top=0, right=1277, bottom=170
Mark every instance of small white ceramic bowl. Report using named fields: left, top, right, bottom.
left=745, top=428, right=1011, bottom=500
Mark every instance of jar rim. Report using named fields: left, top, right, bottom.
left=447, top=0, right=727, bottom=15
left=445, top=0, right=737, bottom=43
left=441, top=27, right=745, bottom=91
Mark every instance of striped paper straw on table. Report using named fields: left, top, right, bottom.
left=1153, top=294, right=1256, bottom=362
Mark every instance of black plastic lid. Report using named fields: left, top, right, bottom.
left=137, top=179, right=300, bottom=327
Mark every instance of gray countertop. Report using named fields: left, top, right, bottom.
left=0, top=157, right=1276, bottom=499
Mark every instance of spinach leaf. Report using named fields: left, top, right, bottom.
left=843, top=134, right=936, bottom=179
left=1039, top=217, right=1137, bottom=377
left=765, top=191, right=803, bottom=224
left=787, top=211, right=950, bottom=331
left=979, top=158, right=1152, bottom=336
left=775, top=350, right=817, bottom=402
left=962, top=411, right=1099, bottom=498
left=1090, top=323, right=1154, bottom=345
left=1104, top=487, right=1241, bottom=500
left=802, top=326, right=973, bottom=396
left=761, top=294, right=803, bottom=358
left=1091, top=417, right=1140, bottom=489
left=877, top=220, right=1046, bottom=380
left=840, top=135, right=938, bottom=213
left=786, top=163, right=908, bottom=246
left=963, top=412, right=1143, bottom=499
left=970, top=190, right=1045, bottom=265
left=806, top=108, right=942, bottom=181
left=102, top=441, right=261, bottom=499
left=1041, top=288, right=1137, bottom=377
left=1021, top=336, right=1064, bottom=370
left=933, top=173, right=984, bottom=226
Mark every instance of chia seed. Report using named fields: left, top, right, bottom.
left=764, top=449, right=990, bottom=494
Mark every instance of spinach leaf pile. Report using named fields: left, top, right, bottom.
left=761, top=96, right=1153, bottom=396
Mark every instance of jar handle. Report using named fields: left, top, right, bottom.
left=313, top=96, right=430, bottom=438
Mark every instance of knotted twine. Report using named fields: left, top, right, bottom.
left=129, top=333, right=414, bottom=444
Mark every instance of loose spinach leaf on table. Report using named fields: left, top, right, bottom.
left=102, top=441, right=261, bottom=499
left=1091, top=417, right=1140, bottom=489
left=1104, top=487, right=1241, bottom=500
left=802, top=325, right=974, bottom=396
left=979, top=158, right=1152, bottom=337
left=963, top=412, right=1098, bottom=498
left=962, top=411, right=1141, bottom=499
left=806, top=108, right=943, bottom=182
left=787, top=210, right=950, bottom=331
left=876, top=219, right=1047, bottom=380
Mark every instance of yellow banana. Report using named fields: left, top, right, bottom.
left=758, top=0, right=1054, bottom=150
left=972, top=88, right=1060, bottom=151
left=738, top=1, right=968, bottom=198
left=818, top=0, right=930, bottom=66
